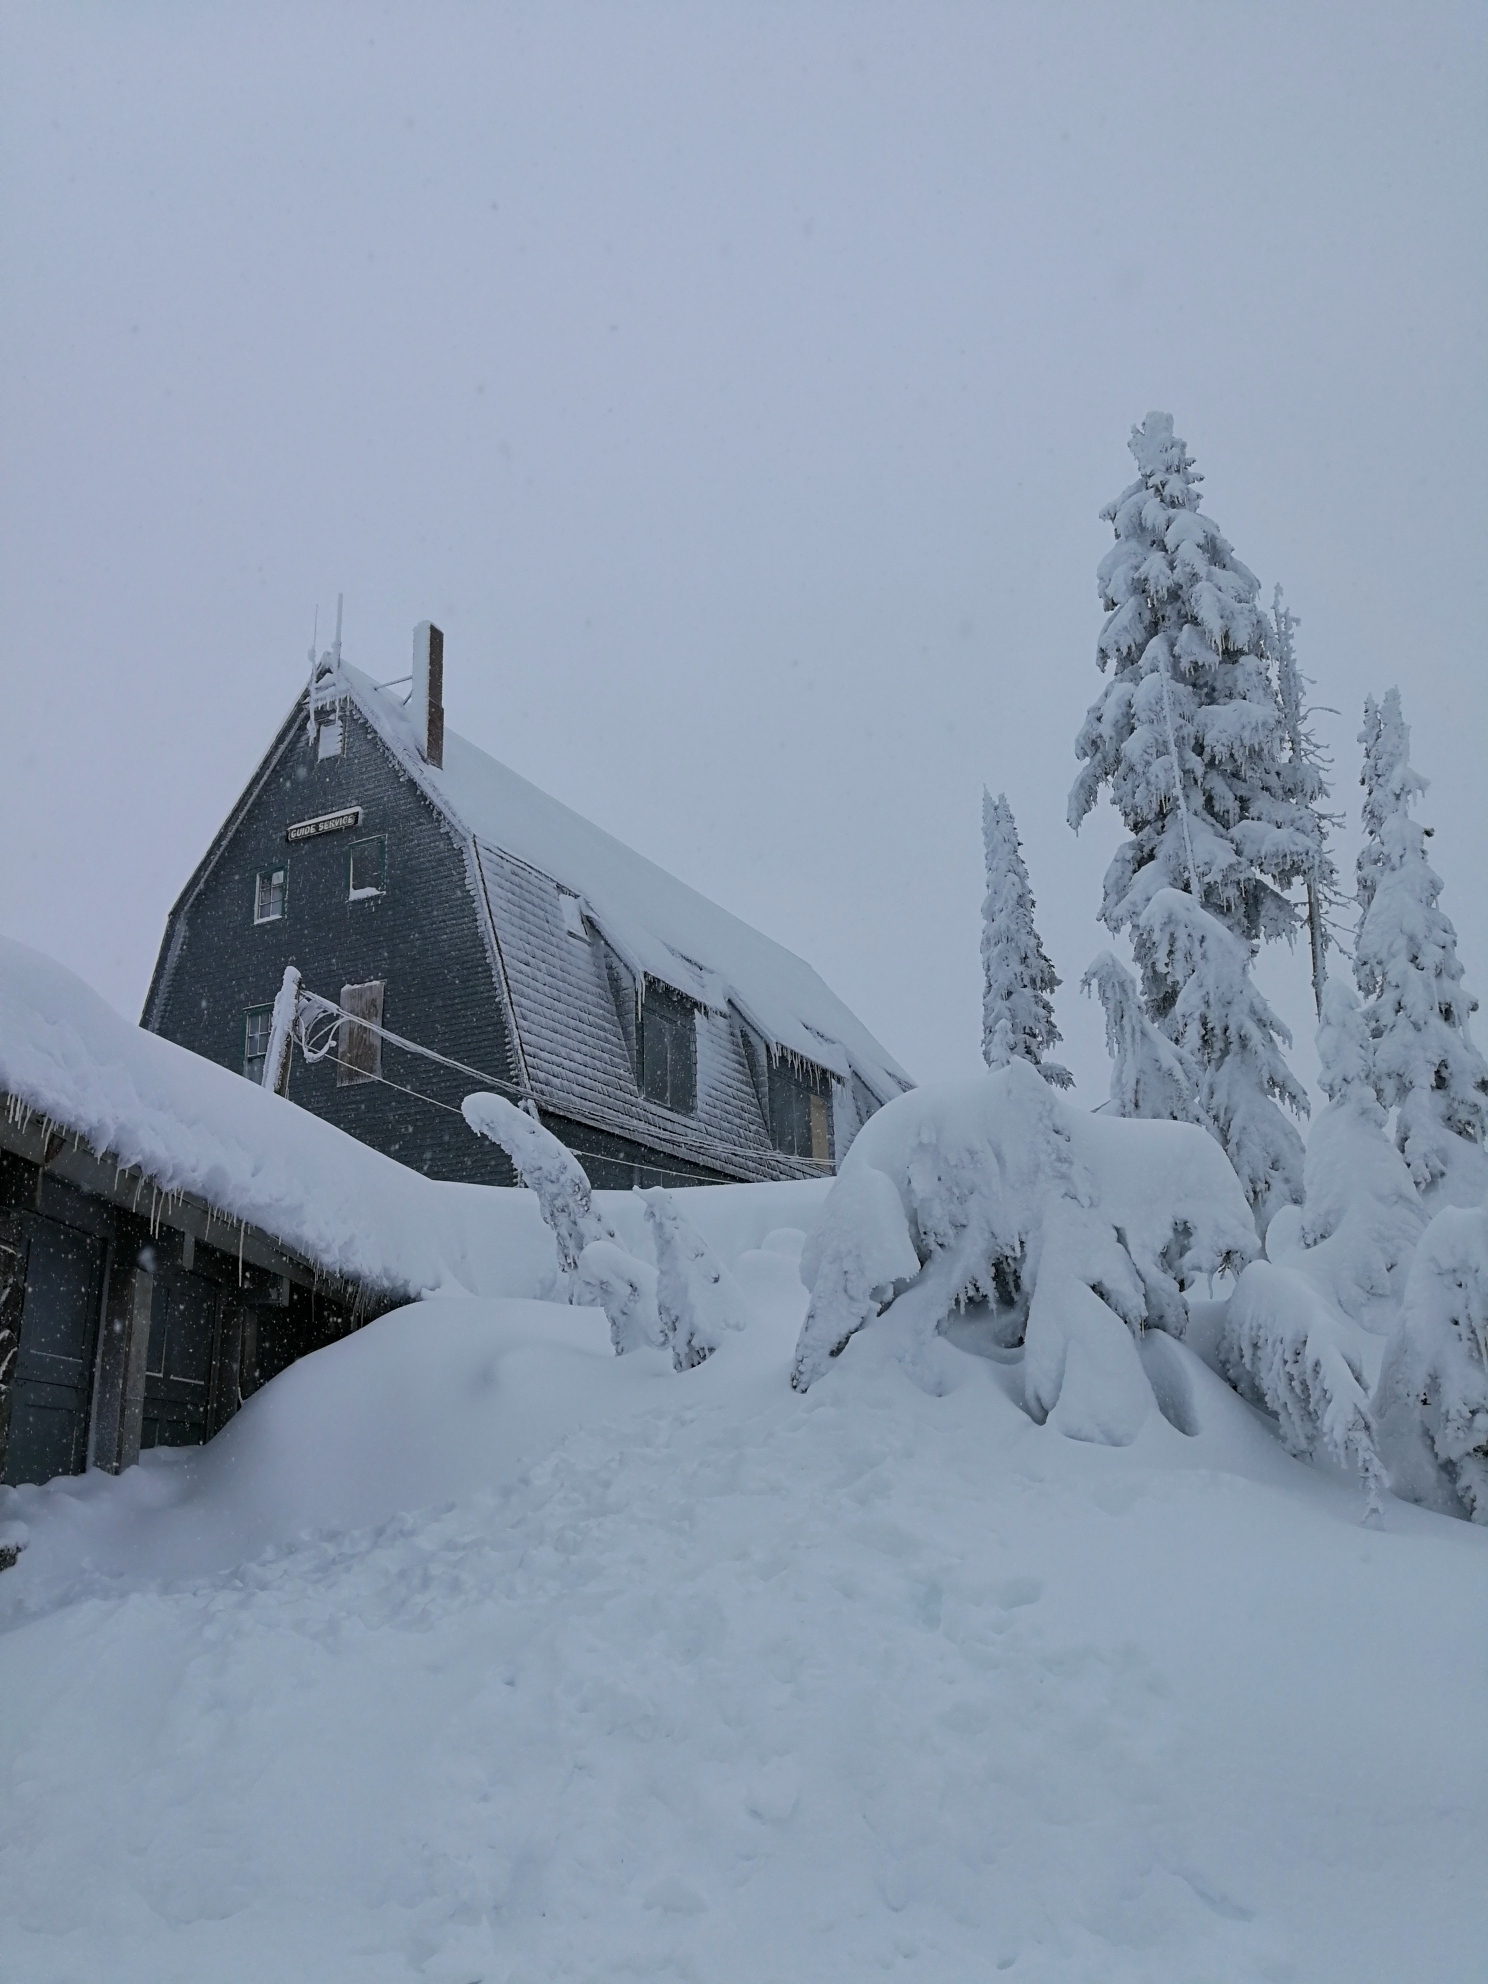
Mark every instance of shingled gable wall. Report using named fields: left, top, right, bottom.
left=144, top=693, right=525, bottom=1187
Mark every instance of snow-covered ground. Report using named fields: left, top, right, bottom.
left=2, top=1226, right=1483, bottom=1983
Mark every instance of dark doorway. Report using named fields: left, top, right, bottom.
left=3, top=1217, right=106, bottom=1486
left=141, top=1269, right=224, bottom=1450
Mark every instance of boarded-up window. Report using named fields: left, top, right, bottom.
left=338, top=980, right=384, bottom=1086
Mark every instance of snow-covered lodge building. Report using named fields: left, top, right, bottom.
left=142, top=626, right=910, bottom=1190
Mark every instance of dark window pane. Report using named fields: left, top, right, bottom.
left=640, top=988, right=696, bottom=1114
left=348, top=837, right=385, bottom=898
left=768, top=1060, right=833, bottom=1163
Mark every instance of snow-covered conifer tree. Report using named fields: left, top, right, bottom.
left=1137, top=890, right=1307, bottom=1231
left=980, top=791, right=1071, bottom=1088
left=642, top=1188, right=750, bottom=1370
left=1067, top=415, right=1315, bottom=1216
left=1270, top=588, right=1342, bottom=1017
left=462, top=1092, right=614, bottom=1277
left=1069, top=414, right=1320, bottom=966
left=1281, top=980, right=1424, bottom=1331
left=1353, top=689, right=1488, bottom=1196
left=1080, top=951, right=1198, bottom=1124
left=1373, top=1204, right=1488, bottom=1522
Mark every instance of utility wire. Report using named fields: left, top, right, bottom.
left=304, top=1034, right=831, bottom=1182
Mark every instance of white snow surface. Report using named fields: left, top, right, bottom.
left=2, top=1220, right=1484, bottom=1983
left=340, top=660, right=911, bottom=1099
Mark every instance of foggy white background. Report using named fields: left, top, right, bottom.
left=2, top=3, right=1484, bottom=1103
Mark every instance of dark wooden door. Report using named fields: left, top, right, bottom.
left=2, top=1216, right=106, bottom=1486
left=141, top=1269, right=223, bottom=1450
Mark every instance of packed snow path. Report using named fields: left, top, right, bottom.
left=2, top=1265, right=1484, bottom=1982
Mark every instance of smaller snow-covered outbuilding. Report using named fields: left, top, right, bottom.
left=141, top=621, right=911, bottom=1190
left=0, top=936, right=557, bottom=1488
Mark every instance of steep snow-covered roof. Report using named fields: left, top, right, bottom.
left=336, top=661, right=911, bottom=1101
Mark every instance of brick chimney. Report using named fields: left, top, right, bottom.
left=411, top=621, right=445, bottom=769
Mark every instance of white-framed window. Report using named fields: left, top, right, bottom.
left=316, top=715, right=343, bottom=759
left=243, top=1006, right=274, bottom=1083
left=254, top=867, right=286, bottom=924
left=348, top=836, right=386, bottom=900
left=558, top=890, right=588, bottom=941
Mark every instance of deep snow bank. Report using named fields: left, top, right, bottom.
left=1, top=1248, right=1485, bottom=1984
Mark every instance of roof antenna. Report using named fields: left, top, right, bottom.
left=332, top=592, right=343, bottom=671
left=306, top=603, right=320, bottom=742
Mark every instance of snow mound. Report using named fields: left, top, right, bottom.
left=791, top=1061, right=1256, bottom=1439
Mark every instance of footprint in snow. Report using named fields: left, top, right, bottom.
left=745, top=1758, right=801, bottom=1824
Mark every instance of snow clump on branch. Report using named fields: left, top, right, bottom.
left=790, top=1061, right=1255, bottom=1442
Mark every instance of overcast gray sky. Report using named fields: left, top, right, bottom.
left=3, top=2, right=1484, bottom=1105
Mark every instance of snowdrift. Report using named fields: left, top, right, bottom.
left=2, top=1222, right=1485, bottom=1984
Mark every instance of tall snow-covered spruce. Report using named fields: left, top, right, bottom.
left=1353, top=688, right=1488, bottom=1199
left=980, top=790, right=1071, bottom=1088
left=1069, top=413, right=1321, bottom=952
left=1069, top=413, right=1312, bottom=1226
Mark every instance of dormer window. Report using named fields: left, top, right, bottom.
left=254, top=867, right=286, bottom=923
left=640, top=983, right=697, bottom=1115
left=768, top=1057, right=834, bottom=1164
left=558, top=891, right=588, bottom=941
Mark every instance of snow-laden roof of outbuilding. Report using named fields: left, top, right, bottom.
left=0, top=932, right=552, bottom=1302
left=1, top=934, right=833, bottom=1299
left=336, top=662, right=911, bottom=1101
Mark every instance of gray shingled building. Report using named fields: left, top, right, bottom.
left=143, top=623, right=910, bottom=1190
